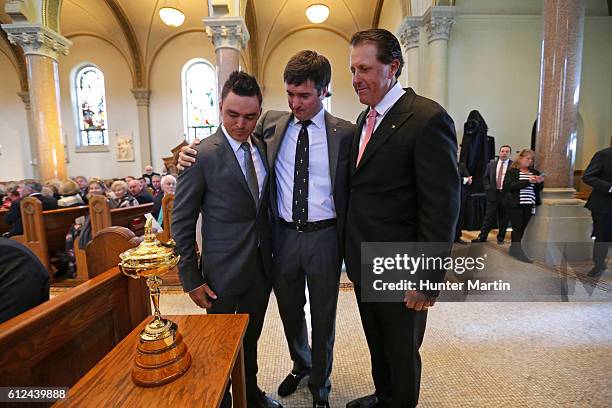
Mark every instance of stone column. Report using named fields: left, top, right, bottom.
left=203, top=16, right=249, bottom=98
left=2, top=23, right=71, bottom=181
left=131, top=88, right=152, bottom=168
left=423, top=6, right=455, bottom=107
left=17, top=90, right=38, bottom=178
left=398, top=16, right=422, bottom=92
left=523, top=0, right=591, bottom=263
left=535, top=0, right=585, bottom=191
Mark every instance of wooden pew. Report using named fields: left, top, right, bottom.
left=0, top=226, right=150, bottom=389
left=10, top=198, right=89, bottom=273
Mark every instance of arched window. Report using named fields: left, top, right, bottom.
left=182, top=59, right=219, bottom=142
left=74, top=65, right=109, bottom=146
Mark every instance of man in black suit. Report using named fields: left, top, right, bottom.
left=0, top=238, right=49, bottom=323
left=455, top=162, right=472, bottom=244
left=345, top=29, right=460, bottom=408
left=473, top=145, right=512, bottom=243
left=172, top=72, right=281, bottom=408
left=178, top=51, right=354, bottom=408
left=4, top=180, right=58, bottom=237
left=582, top=146, right=612, bottom=277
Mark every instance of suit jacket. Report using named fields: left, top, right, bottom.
left=483, top=158, right=513, bottom=201
left=172, top=128, right=272, bottom=295
left=345, top=88, right=460, bottom=293
left=583, top=147, right=612, bottom=214
left=255, top=110, right=355, bottom=253
left=5, top=193, right=58, bottom=237
left=502, top=167, right=543, bottom=207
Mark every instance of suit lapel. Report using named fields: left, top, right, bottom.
left=266, top=113, right=292, bottom=169
left=350, top=111, right=367, bottom=172
left=325, top=111, right=341, bottom=191
left=353, top=90, right=416, bottom=175
left=214, top=129, right=255, bottom=207
left=252, top=137, right=269, bottom=213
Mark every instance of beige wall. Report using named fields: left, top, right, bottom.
left=0, top=51, right=32, bottom=180
left=261, top=28, right=363, bottom=123
left=148, top=31, right=217, bottom=171
left=58, top=35, right=142, bottom=179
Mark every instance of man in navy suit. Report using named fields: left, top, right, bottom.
left=4, top=180, right=58, bottom=237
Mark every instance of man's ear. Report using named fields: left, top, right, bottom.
left=320, top=86, right=329, bottom=100
left=389, top=59, right=400, bottom=79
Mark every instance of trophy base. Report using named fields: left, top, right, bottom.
left=132, top=320, right=192, bottom=387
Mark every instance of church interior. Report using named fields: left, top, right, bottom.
left=0, top=0, right=611, bottom=406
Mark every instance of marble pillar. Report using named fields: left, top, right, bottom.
left=17, top=90, right=38, bottom=178
left=2, top=23, right=71, bottom=181
left=398, top=16, right=422, bottom=93
left=203, top=16, right=249, bottom=98
left=523, top=0, right=592, bottom=263
left=131, top=88, right=152, bottom=168
left=423, top=6, right=455, bottom=107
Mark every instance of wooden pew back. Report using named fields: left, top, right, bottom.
left=89, top=196, right=153, bottom=237
left=86, top=226, right=140, bottom=278
left=0, top=226, right=150, bottom=388
left=157, top=193, right=174, bottom=243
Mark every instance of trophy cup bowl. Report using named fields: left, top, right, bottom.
left=118, top=219, right=191, bottom=387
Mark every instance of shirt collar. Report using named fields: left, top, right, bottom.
left=292, top=107, right=325, bottom=129
left=372, top=81, right=405, bottom=117
left=222, top=123, right=253, bottom=153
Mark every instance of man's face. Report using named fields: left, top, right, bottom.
left=144, top=166, right=153, bottom=175
left=161, top=177, right=176, bottom=194
left=220, top=91, right=261, bottom=142
left=499, top=147, right=511, bottom=161
left=75, top=177, right=88, bottom=189
left=128, top=180, right=142, bottom=196
left=286, top=80, right=326, bottom=121
left=350, top=42, right=399, bottom=107
left=17, top=185, right=30, bottom=198
left=152, top=176, right=161, bottom=190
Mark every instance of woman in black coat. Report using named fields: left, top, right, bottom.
left=503, top=149, right=544, bottom=263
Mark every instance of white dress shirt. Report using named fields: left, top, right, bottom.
left=275, top=108, right=336, bottom=222
left=221, top=124, right=266, bottom=199
left=358, top=81, right=406, bottom=150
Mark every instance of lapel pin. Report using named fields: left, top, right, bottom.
left=391, top=124, right=396, bottom=129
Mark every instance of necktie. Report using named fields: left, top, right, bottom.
left=292, top=120, right=311, bottom=224
left=496, top=160, right=504, bottom=190
left=240, top=142, right=259, bottom=207
left=356, top=108, right=378, bottom=166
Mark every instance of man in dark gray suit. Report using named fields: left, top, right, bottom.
left=473, top=145, right=512, bottom=243
left=172, top=72, right=281, bottom=408
left=179, top=51, right=354, bottom=408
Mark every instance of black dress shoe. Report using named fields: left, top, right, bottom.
left=277, top=370, right=309, bottom=397
left=587, top=267, right=605, bottom=278
left=471, top=237, right=487, bottom=243
left=247, top=389, right=283, bottom=408
left=346, top=394, right=379, bottom=408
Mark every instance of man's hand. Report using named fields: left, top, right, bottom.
left=404, top=290, right=436, bottom=311
left=188, top=283, right=218, bottom=309
left=466, top=176, right=473, bottom=185
left=176, top=138, right=201, bottom=171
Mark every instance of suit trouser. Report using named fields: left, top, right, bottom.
left=591, top=211, right=612, bottom=269
left=354, top=285, right=428, bottom=408
left=206, top=253, right=272, bottom=397
left=478, top=191, right=509, bottom=240
left=272, top=222, right=341, bottom=403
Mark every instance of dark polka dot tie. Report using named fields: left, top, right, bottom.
left=292, top=120, right=312, bottom=224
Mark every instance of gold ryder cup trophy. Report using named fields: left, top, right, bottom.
left=118, top=219, right=192, bottom=387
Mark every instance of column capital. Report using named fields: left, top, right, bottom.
left=1, top=23, right=71, bottom=59
left=131, top=88, right=151, bottom=107
left=398, top=16, right=423, bottom=50
left=203, top=16, right=249, bottom=52
left=423, top=6, right=456, bottom=43
left=17, top=91, right=30, bottom=109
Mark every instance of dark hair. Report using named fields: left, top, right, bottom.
left=22, top=179, right=42, bottom=193
left=283, top=50, right=331, bottom=96
left=350, top=29, right=404, bottom=78
left=500, top=144, right=512, bottom=152
left=221, top=71, right=263, bottom=105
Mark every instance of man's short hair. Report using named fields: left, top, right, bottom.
left=500, top=144, right=512, bottom=152
left=283, top=50, right=332, bottom=96
left=350, top=29, right=404, bottom=79
left=22, top=180, right=42, bottom=193
left=221, top=71, right=263, bottom=105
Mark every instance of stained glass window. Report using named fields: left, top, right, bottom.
left=75, top=66, right=109, bottom=146
left=182, top=59, right=219, bottom=142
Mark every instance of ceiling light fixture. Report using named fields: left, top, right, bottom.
left=306, top=4, right=329, bottom=24
left=159, top=7, right=185, bottom=27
